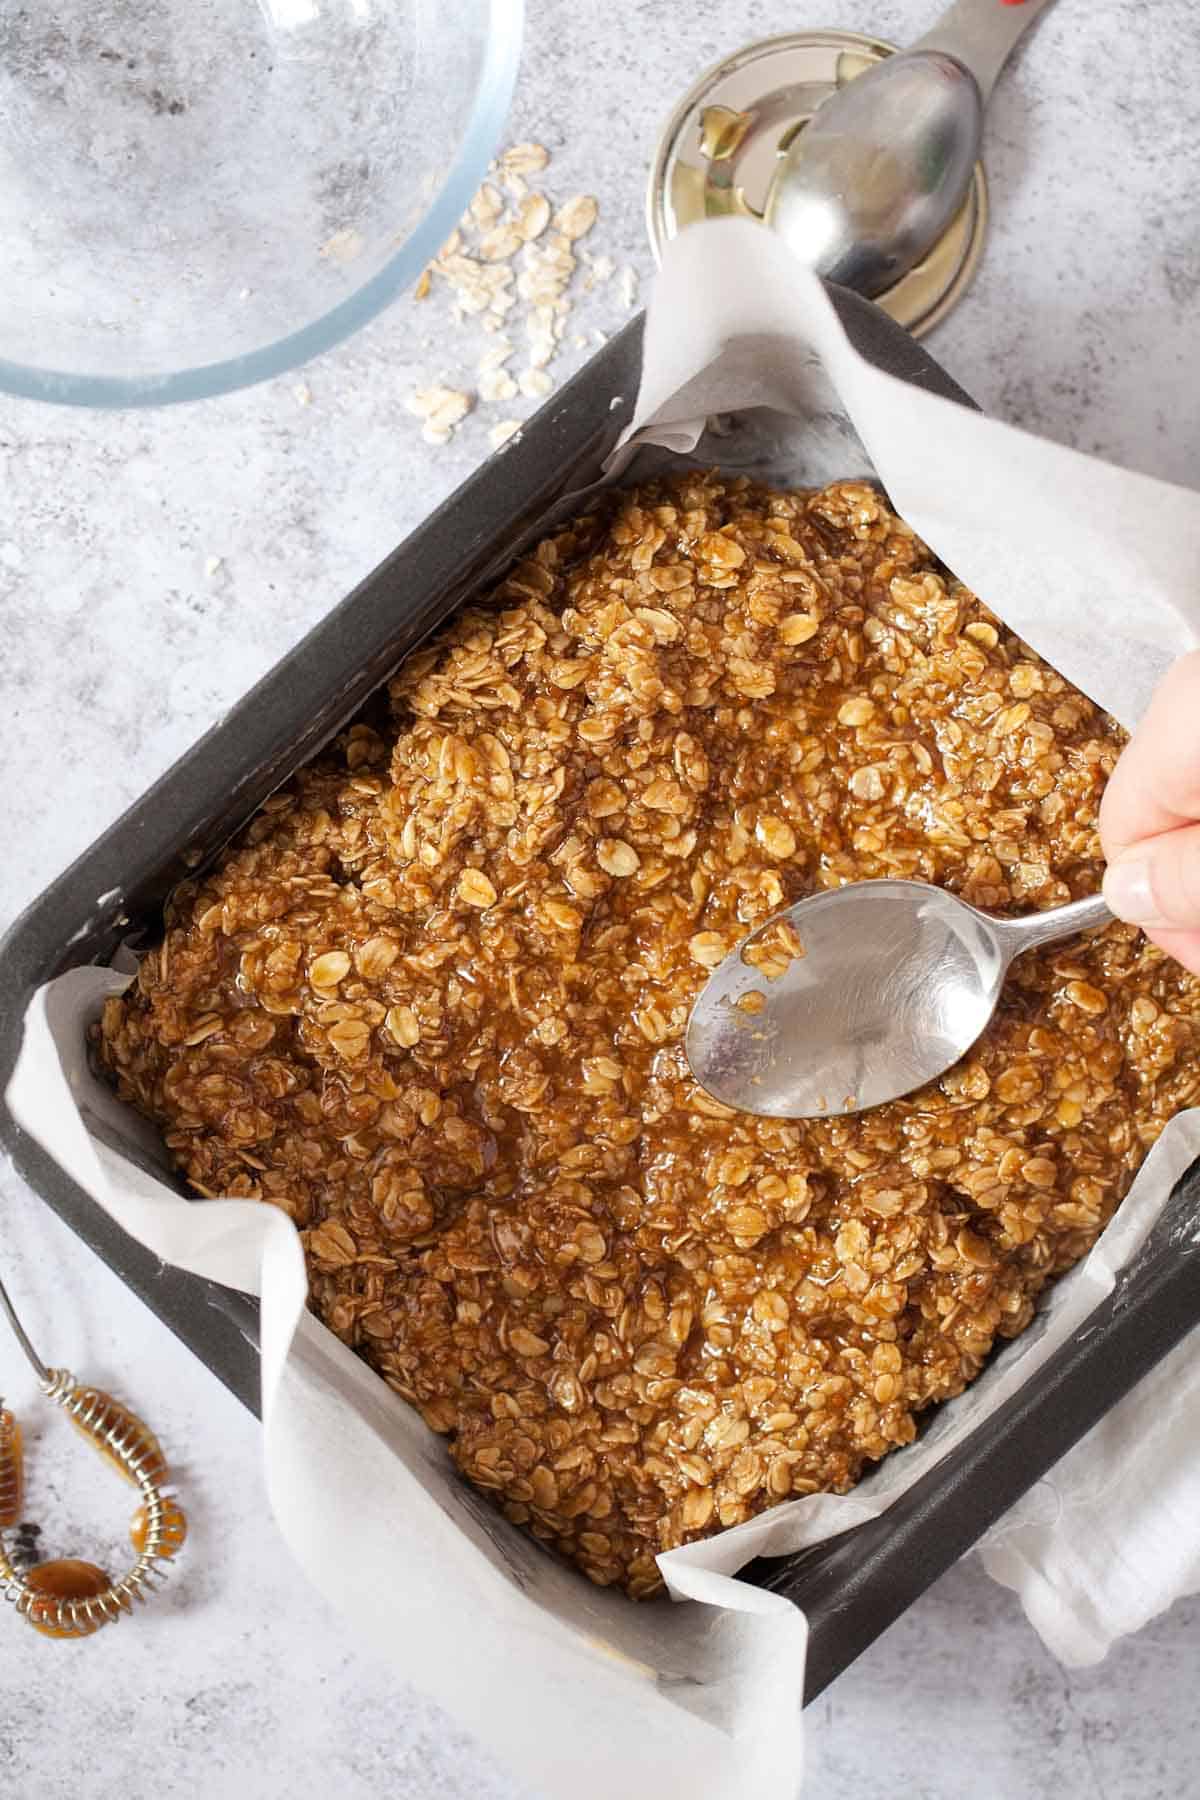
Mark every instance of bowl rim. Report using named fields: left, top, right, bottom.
left=0, top=0, right=525, bottom=410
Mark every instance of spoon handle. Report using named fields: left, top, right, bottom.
left=997, top=890, right=1114, bottom=958
left=914, top=0, right=1058, bottom=103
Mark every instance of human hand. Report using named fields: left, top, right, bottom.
left=1101, top=649, right=1200, bottom=975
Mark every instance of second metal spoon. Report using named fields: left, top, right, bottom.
left=765, top=0, right=1057, bottom=297
left=685, top=880, right=1113, bottom=1120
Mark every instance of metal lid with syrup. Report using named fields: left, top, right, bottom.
left=646, top=30, right=989, bottom=338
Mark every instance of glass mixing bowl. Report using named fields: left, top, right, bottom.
left=0, top=0, right=522, bottom=406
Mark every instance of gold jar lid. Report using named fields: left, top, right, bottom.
left=646, top=29, right=988, bottom=338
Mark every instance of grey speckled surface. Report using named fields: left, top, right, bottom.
left=2, top=1, right=1199, bottom=1796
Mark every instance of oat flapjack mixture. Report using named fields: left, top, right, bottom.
left=98, top=475, right=1200, bottom=1596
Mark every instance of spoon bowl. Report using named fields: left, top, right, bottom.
left=685, top=880, right=1112, bottom=1120
left=763, top=0, right=1055, bottom=297
left=765, top=51, right=983, bottom=299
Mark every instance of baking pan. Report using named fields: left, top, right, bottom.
left=3, top=288, right=1199, bottom=1699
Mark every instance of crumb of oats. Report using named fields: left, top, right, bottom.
left=404, top=386, right=447, bottom=418
left=553, top=195, right=598, bottom=241
left=479, top=223, right=523, bottom=263
left=469, top=181, right=504, bottom=227
left=517, top=193, right=551, bottom=241
left=488, top=418, right=521, bottom=449
left=401, top=145, right=620, bottom=421
left=517, top=235, right=577, bottom=309
left=526, top=340, right=554, bottom=373
left=619, top=265, right=639, bottom=309
left=480, top=367, right=519, bottom=403
left=500, top=141, right=550, bottom=177
left=293, top=383, right=312, bottom=406
left=518, top=368, right=553, bottom=399
left=203, top=555, right=223, bottom=578
left=406, top=385, right=472, bottom=443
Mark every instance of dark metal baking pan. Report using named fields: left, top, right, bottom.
left=3, top=287, right=1199, bottom=1700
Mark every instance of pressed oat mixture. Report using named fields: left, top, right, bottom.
left=98, top=475, right=1200, bottom=1597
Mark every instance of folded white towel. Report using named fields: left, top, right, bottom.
left=981, top=1327, right=1200, bottom=1662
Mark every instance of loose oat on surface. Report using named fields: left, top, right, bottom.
left=409, top=141, right=613, bottom=443
left=403, top=385, right=473, bottom=447
left=98, top=476, right=1200, bottom=1598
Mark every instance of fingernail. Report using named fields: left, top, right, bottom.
left=1103, top=858, right=1167, bottom=927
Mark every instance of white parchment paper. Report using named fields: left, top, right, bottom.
left=9, top=221, right=1200, bottom=1796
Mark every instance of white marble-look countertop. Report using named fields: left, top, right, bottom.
left=2, top=2, right=1199, bottom=1795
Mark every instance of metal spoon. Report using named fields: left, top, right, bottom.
left=685, top=880, right=1112, bottom=1120
left=765, top=0, right=1056, bottom=297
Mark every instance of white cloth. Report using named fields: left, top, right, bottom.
left=980, top=1328, right=1200, bottom=1664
